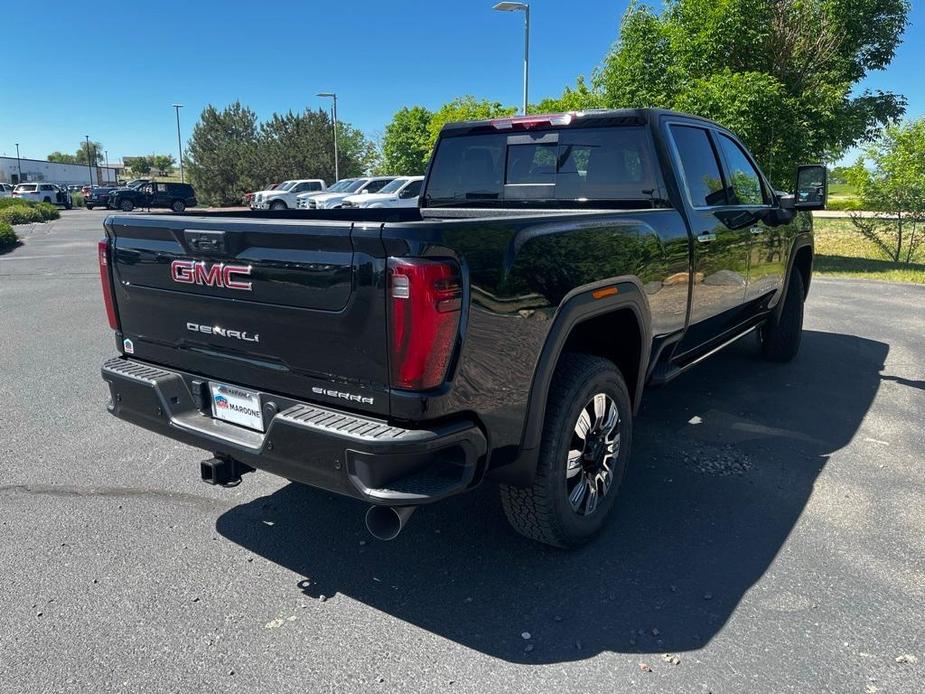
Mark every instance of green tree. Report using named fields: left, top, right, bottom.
left=427, top=96, right=517, bottom=150
left=380, top=106, right=433, bottom=175
left=151, top=154, right=176, bottom=176
left=48, top=151, right=78, bottom=164
left=186, top=102, right=260, bottom=206
left=533, top=76, right=607, bottom=113
left=575, top=0, right=910, bottom=187
left=847, top=119, right=925, bottom=264
left=128, top=156, right=152, bottom=176
left=258, top=108, right=377, bottom=184
left=76, top=140, right=104, bottom=166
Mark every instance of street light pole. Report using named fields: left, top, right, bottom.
left=15, top=143, right=22, bottom=183
left=317, top=92, right=339, bottom=182
left=492, top=2, right=530, bottom=115
left=85, top=135, right=94, bottom=186
left=172, top=104, right=184, bottom=183
left=105, top=150, right=110, bottom=184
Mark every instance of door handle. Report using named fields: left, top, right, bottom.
left=750, top=226, right=764, bottom=236
left=697, top=232, right=717, bottom=243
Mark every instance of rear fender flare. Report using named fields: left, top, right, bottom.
left=493, top=277, right=652, bottom=486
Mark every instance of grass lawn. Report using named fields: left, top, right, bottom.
left=812, top=217, right=925, bottom=284
left=827, top=182, right=856, bottom=196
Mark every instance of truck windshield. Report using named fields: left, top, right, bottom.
left=378, top=178, right=409, bottom=194
left=325, top=179, right=356, bottom=192
left=343, top=179, right=368, bottom=193
left=424, top=125, right=663, bottom=208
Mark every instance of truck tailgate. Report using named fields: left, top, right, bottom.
left=105, top=215, right=390, bottom=415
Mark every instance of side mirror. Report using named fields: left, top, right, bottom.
left=794, top=165, right=827, bottom=210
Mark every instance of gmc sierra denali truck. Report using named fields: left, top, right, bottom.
left=98, top=109, right=826, bottom=547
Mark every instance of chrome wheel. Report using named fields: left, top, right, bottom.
left=566, top=392, right=620, bottom=516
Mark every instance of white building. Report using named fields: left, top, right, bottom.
left=0, top=156, right=121, bottom=186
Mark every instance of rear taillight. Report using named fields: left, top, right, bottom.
left=388, top=258, right=462, bottom=390
left=97, top=239, right=119, bottom=330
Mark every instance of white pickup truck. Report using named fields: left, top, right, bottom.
left=253, top=179, right=326, bottom=210
left=341, top=176, right=424, bottom=208
left=297, top=177, right=396, bottom=209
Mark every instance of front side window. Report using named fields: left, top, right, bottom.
left=402, top=179, right=423, bottom=197
left=669, top=125, right=727, bottom=207
left=716, top=134, right=767, bottom=205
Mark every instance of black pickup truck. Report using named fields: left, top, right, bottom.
left=98, top=109, right=825, bottom=547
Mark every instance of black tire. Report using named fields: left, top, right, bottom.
left=86, top=204, right=94, bottom=210
left=119, top=199, right=134, bottom=212
left=761, top=269, right=805, bottom=362
left=43, top=196, right=52, bottom=203
left=499, top=353, right=633, bottom=548
left=171, top=200, right=186, bottom=213
left=269, top=200, right=287, bottom=210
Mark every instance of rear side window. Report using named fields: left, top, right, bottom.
left=716, top=134, right=768, bottom=205
left=425, top=126, right=660, bottom=207
left=669, top=125, right=727, bottom=207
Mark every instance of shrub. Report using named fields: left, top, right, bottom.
left=0, top=197, right=35, bottom=209
left=71, top=193, right=85, bottom=207
left=0, top=205, right=44, bottom=225
left=35, top=202, right=60, bottom=221
left=827, top=197, right=864, bottom=212
left=0, top=220, right=17, bottom=249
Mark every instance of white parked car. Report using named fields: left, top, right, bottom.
left=253, top=179, right=326, bottom=210
left=0, top=183, right=14, bottom=198
left=297, top=176, right=396, bottom=209
left=12, top=183, right=73, bottom=208
left=341, top=176, right=424, bottom=209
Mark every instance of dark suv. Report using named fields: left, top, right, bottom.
left=109, top=182, right=197, bottom=213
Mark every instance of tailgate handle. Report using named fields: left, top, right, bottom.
left=184, top=229, right=227, bottom=256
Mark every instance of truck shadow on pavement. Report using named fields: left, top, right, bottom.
left=216, top=329, right=887, bottom=664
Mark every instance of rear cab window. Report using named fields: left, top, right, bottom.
left=423, top=124, right=664, bottom=209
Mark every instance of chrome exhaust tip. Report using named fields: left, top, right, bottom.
left=364, top=505, right=417, bottom=541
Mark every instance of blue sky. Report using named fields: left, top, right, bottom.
left=1, top=0, right=922, bottom=165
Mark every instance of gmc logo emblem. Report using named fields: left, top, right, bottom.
left=170, top=260, right=253, bottom=291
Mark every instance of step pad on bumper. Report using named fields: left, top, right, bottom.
left=101, top=357, right=487, bottom=504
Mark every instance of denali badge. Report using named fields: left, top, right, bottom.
left=171, top=260, right=252, bottom=291
left=187, top=322, right=259, bottom=343
left=312, top=386, right=375, bottom=405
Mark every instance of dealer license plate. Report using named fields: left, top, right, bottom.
left=209, top=382, right=264, bottom=432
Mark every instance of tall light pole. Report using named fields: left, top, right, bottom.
left=15, top=143, right=22, bottom=183
left=105, top=150, right=110, bottom=183
left=172, top=104, right=184, bottom=183
left=85, top=135, right=94, bottom=186
left=493, top=2, right=530, bottom=115
left=317, top=92, right=339, bottom=182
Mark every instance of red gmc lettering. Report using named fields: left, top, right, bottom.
left=170, top=260, right=252, bottom=291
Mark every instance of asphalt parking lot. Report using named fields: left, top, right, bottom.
left=1, top=209, right=923, bottom=693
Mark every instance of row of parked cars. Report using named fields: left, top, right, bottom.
left=86, top=180, right=198, bottom=212
left=0, top=182, right=75, bottom=208
left=1, top=178, right=198, bottom=213
left=248, top=175, right=424, bottom=210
